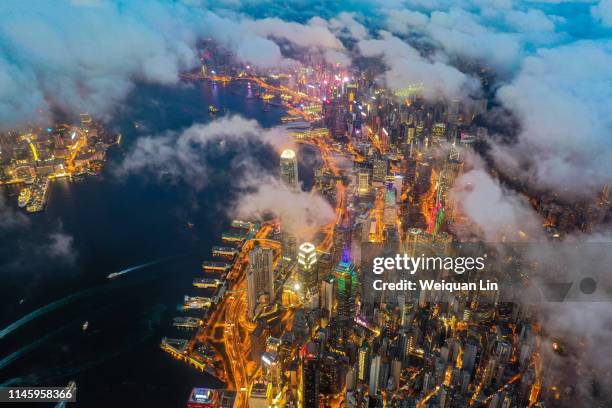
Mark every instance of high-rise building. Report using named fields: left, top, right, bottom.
left=331, top=212, right=352, bottom=265
left=357, top=341, right=371, bottom=382
left=383, top=185, right=397, bottom=226
left=432, top=122, right=446, bottom=145
left=369, top=354, right=381, bottom=396
left=280, top=149, right=299, bottom=190
left=334, top=255, right=358, bottom=339
left=247, top=245, right=275, bottom=319
left=298, top=242, right=318, bottom=295
left=300, top=342, right=320, bottom=407
left=320, top=275, right=334, bottom=318
left=281, top=231, right=297, bottom=261
left=357, top=169, right=370, bottom=196
left=372, top=159, right=388, bottom=182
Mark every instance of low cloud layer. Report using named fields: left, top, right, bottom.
left=493, top=40, right=612, bottom=197
left=358, top=32, right=480, bottom=100
left=115, top=115, right=293, bottom=188
left=116, top=115, right=334, bottom=239
left=0, top=1, right=348, bottom=129
left=450, top=168, right=544, bottom=242
left=234, top=175, right=335, bottom=240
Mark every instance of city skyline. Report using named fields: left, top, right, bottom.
left=0, top=1, right=611, bottom=408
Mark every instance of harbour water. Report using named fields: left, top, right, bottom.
left=0, top=80, right=297, bottom=407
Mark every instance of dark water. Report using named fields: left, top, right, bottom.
left=0, top=81, right=286, bottom=407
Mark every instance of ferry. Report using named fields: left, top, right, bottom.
left=173, top=316, right=202, bottom=329
left=183, top=296, right=212, bottom=309
left=202, top=261, right=231, bottom=272
left=231, top=220, right=253, bottom=230
left=193, top=278, right=222, bottom=289
left=186, top=388, right=219, bottom=408
left=18, top=187, right=32, bottom=207
left=211, top=246, right=238, bottom=258
left=221, top=232, right=245, bottom=243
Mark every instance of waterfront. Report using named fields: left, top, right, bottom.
left=0, top=80, right=287, bottom=407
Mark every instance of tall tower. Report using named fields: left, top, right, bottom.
left=280, top=149, right=299, bottom=190
left=300, top=342, right=320, bottom=407
left=334, top=252, right=358, bottom=339
left=298, top=242, right=318, bottom=295
left=357, top=340, right=371, bottom=382
left=369, top=354, right=381, bottom=396
left=247, top=245, right=275, bottom=319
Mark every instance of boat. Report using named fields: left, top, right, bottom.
left=208, top=105, right=219, bottom=114
left=107, top=272, right=122, bottom=279
left=187, top=221, right=195, bottom=229
left=82, top=321, right=89, bottom=331
left=18, top=187, right=32, bottom=208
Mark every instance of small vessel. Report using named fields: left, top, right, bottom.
left=208, top=104, right=219, bottom=113
left=82, top=321, right=89, bottom=331
left=187, top=221, right=195, bottom=229
left=107, top=272, right=122, bottom=279
left=18, top=188, right=32, bottom=208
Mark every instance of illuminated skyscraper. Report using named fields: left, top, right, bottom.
left=357, top=341, right=371, bottom=382
left=280, top=148, right=299, bottom=190
left=334, top=252, right=358, bottom=339
left=247, top=245, right=275, bottom=319
left=357, top=170, right=370, bottom=196
left=298, top=242, right=318, bottom=295
left=331, top=213, right=352, bottom=265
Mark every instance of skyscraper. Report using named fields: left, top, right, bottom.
left=372, top=158, right=388, bottom=182
left=369, top=354, right=381, bottom=396
left=300, top=342, right=320, bottom=407
left=357, top=169, right=370, bottom=196
left=247, top=245, right=275, bottom=319
left=357, top=341, right=371, bottom=382
left=298, top=242, right=318, bottom=295
left=280, top=149, right=299, bottom=190
left=334, top=253, right=358, bottom=339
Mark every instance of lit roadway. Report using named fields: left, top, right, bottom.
left=297, top=136, right=346, bottom=252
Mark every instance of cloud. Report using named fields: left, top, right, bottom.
left=0, top=1, right=349, bottom=128
left=115, top=115, right=294, bottom=188
left=450, top=168, right=545, bottom=242
left=328, top=12, right=370, bottom=41
left=43, top=232, right=77, bottom=263
left=0, top=0, right=209, bottom=128
left=493, top=40, right=612, bottom=197
left=0, top=191, right=29, bottom=230
left=0, top=192, right=77, bottom=268
left=592, top=0, right=612, bottom=26
left=233, top=175, right=335, bottom=240
left=357, top=31, right=481, bottom=101
left=117, top=114, right=333, bottom=240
